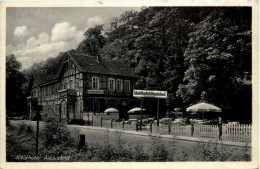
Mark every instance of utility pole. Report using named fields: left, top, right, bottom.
left=36, top=116, right=39, bottom=155
left=140, top=98, right=143, bottom=131
left=33, top=105, right=42, bottom=155
left=157, top=98, right=160, bottom=126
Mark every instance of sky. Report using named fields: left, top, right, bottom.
left=6, top=7, right=140, bottom=69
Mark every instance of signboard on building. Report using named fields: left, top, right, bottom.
left=87, top=89, right=104, bottom=95
left=133, top=90, right=167, bottom=98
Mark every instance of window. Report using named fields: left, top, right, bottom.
left=125, top=80, right=130, bottom=92
left=51, top=85, right=54, bottom=94
left=117, top=79, right=123, bottom=91
left=76, top=81, right=80, bottom=89
left=49, top=86, right=51, bottom=95
left=55, top=104, right=59, bottom=114
left=92, top=77, right=99, bottom=89
left=63, top=82, right=66, bottom=89
left=55, top=84, right=58, bottom=93
left=69, top=80, right=73, bottom=89
left=108, top=78, right=115, bottom=91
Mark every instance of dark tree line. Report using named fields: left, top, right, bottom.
left=77, top=7, right=252, bottom=123
left=6, top=55, right=27, bottom=117
left=8, top=7, right=252, bottom=123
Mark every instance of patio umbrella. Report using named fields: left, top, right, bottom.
left=127, top=107, right=146, bottom=114
left=186, top=102, right=222, bottom=112
left=186, top=102, right=221, bottom=121
left=104, top=108, right=119, bottom=113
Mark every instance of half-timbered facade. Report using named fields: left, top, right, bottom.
left=27, top=51, right=137, bottom=121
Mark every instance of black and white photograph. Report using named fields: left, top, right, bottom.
left=1, top=1, right=258, bottom=168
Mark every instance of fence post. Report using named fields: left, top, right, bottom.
left=218, top=123, right=222, bottom=140
left=79, top=134, right=86, bottom=149
left=101, top=117, right=103, bottom=127
left=111, top=118, right=113, bottom=128
left=168, top=122, right=171, bottom=135
left=92, top=115, right=94, bottom=126
left=150, top=123, right=152, bottom=133
left=191, top=124, right=194, bottom=137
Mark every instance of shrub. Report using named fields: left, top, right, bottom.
left=132, top=141, right=149, bottom=161
left=191, top=140, right=247, bottom=161
left=26, top=125, right=33, bottom=133
left=114, top=131, right=132, bottom=161
left=166, top=138, right=177, bottom=161
left=43, top=117, right=76, bottom=147
left=193, top=141, right=221, bottom=161
left=6, top=125, right=35, bottom=161
left=149, top=136, right=168, bottom=161
left=18, top=123, right=26, bottom=134
left=142, top=118, right=154, bottom=125
left=159, top=118, right=172, bottom=125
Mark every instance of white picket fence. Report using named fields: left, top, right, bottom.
left=112, top=121, right=123, bottom=130
left=152, top=124, right=169, bottom=135
left=193, top=124, right=219, bottom=139
left=222, top=124, right=251, bottom=143
left=102, top=119, right=112, bottom=128
left=171, top=124, right=191, bottom=137
left=90, top=116, right=251, bottom=143
left=92, top=116, right=102, bottom=126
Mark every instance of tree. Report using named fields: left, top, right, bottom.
left=6, top=55, right=27, bottom=116
left=103, top=8, right=196, bottom=108
left=77, top=25, right=105, bottom=57
left=100, top=7, right=205, bottom=117
left=177, top=8, right=252, bottom=123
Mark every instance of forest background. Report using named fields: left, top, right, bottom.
left=6, top=7, right=252, bottom=123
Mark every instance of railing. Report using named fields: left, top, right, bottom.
left=102, top=119, right=112, bottom=128
left=152, top=124, right=168, bottom=135
left=171, top=124, right=192, bottom=137
left=86, top=115, right=251, bottom=143
left=222, top=124, right=251, bottom=143
left=193, top=124, right=219, bottom=139
left=93, top=116, right=102, bottom=126
left=124, top=123, right=138, bottom=131
left=112, top=121, right=123, bottom=130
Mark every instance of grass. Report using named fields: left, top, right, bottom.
left=6, top=119, right=251, bottom=162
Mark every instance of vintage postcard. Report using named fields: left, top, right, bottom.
left=0, top=1, right=258, bottom=169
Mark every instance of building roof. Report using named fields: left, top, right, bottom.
left=69, top=52, right=137, bottom=78
left=32, top=51, right=136, bottom=86
left=33, top=71, right=57, bottom=86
